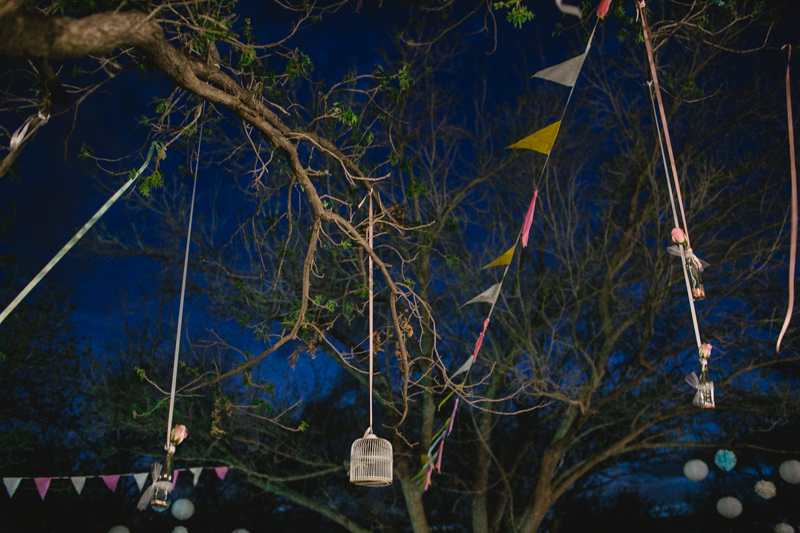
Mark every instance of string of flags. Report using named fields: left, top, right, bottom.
left=2, top=466, right=229, bottom=501
left=414, top=3, right=605, bottom=490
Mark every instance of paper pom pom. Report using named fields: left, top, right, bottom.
left=172, top=498, right=195, bottom=520
left=716, top=496, right=742, bottom=518
left=109, top=527, right=130, bottom=533
left=779, top=460, right=800, bottom=484
left=755, top=480, right=777, bottom=499
left=775, top=523, right=794, bottom=533
left=683, top=459, right=709, bottom=481
left=715, top=449, right=737, bottom=472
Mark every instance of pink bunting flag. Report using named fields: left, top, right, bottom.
left=436, top=439, right=445, bottom=473
left=215, top=466, right=228, bottom=480
left=448, top=398, right=459, bottom=435
left=172, top=470, right=179, bottom=490
left=597, top=0, right=612, bottom=18
left=521, top=190, right=538, bottom=248
left=423, top=465, right=433, bottom=492
left=34, top=478, right=51, bottom=500
left=102, top=475, right=120, bottom=493
left=472, top=318, right=490, bottom=362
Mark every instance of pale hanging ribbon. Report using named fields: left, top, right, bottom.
left=641, top=2, right=703, bottom=351
left=165, top=102, right=205, bottom=452
left=356, top=188, right=376, bottom=437
left=0, top=142, right=157, bottom=326
left=777, top=45, right=797, bottom=353
left=9, top=111, right=49, bottom=151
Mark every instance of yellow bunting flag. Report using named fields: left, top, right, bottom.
left=481, top=245, right=516, bottom=270
left=507, top=121, right=561, bottom=154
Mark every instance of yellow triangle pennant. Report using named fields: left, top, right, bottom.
left=481, top=245, right=516, bottom=270
left=507, top=121, right=561, bottom=154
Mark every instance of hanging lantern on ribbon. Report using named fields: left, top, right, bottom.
left=686, top=344, right=714, bottom=408
left=716, top=496, right=743, bottom=518
left=683, top=459, right=709, bottom=481
left=349, top=190, right=393, bottom=487
left=779, top=459, right=800, bottom=484
left=137, top=462, right=173, bottom=511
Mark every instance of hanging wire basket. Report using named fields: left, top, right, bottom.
left=350, top=432, right=393, bottom=487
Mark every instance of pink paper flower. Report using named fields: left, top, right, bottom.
left=170, top=424, right=188, bottom=445
left=755, top=480, right=777, bottom=499
left=671, top=227, right=687, bottom=245
left=596, top=0, right=612, bottom=18
left=699, top=343, right=712, bottom=359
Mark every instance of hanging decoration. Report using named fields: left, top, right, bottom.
left=683, top=459, right=709, bottom=482
left=716, top=496, right=743, bottom=519
left=638, top=0, right=716, bottom=406
left=714, top=449, right=737, bottom=472
left=779, top=459, right=800, bottom=484
left=140, top=101, right=206, bottom=511
left=171, top=498, right=196, bottom=520
left=777, top=45, right=797, bottom=353
left=775, top=524, right=795, bottom=533
left=755, top=480, right=777, bottom=500
left=349, top=190, right=393, bottom=487
left=414, top=8, right=603, bottom=490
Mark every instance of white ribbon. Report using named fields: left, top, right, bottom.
left=9, top=112, right=49, bottom=151
left=666, top=245, right=708, bottom=272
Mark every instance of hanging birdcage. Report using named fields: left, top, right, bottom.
left=350, top=431, right=393, bottom=487
left=348, top=190, right=393, bottom=488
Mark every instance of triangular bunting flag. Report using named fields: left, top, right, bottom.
left=214, top=466, right=228, bottom=480
left=451, top=355, right=473, bottom=379
left=481, top=245, right=516, bottom=270
left=190, top=467, right=203, bottom=487
left=555, top=0, right=582, bottom=17
left=71, top=477, right=86, bottom=495
left=133, top=472, right=148, bottom=492
left=462, top=283, right=502, bottom=307
left=102, top=475, right=120, bottom=493
left=533, top=52, right=588, bottom=87
left=507, top=121, right=561, bottom=154
left=597, top=0, right=612, bottom=18
left=521, top=190, right=539, bottom=248
left=472, top=317, right=490, bottom=362
left=3, top=478, right=21, bottom=498
left=172, top=470, right=179, bottom=490
left=34, top=478, right=51, bottom=500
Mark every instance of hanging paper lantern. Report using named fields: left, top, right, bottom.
left=108, top=527, right=130, bottom=533
left=714, top=449, right=737, bottom=472
left=172, top=498, right=195, bottom=520
left=171, top=527, right=188, bottom=533
left=779, top=460, right=800, bottom=484
left=350, top=432, right=393, bottom=487
left=755, top=480, right=777, bottom=499
left=683, top=459, right=709, bottom=481
left=232, top=530, right=251, bottom=533
left=775, top=523, right=794, bottom=533
left=716, top=497, right=742, bottom=518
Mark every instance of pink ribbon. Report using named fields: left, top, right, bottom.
left=521, top=190, right=538, bottom=248
left=436, top=439, right=445, bottom=473
left=423, top=465, right=433, bottom=492
left=448, top=398, right=459, bottom=434
left=473, top=318, right=490, bottom=362
left=596, top=0, right=612, bottom=18
left=778, top=45, right=797, bottom=353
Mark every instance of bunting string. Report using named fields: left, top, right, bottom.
left=2, top=466, right=230, bottom=500
left=417, top=10, right=602, bottom=489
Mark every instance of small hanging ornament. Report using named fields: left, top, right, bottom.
left=137, top=424, right=188, bottom=511
left=349, top=190, right=393, bottom=487
left=685, top=344, right=714, bottom=408
left=668, top=228, right=708, bottom=301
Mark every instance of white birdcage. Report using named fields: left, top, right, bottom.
left=350, top=431, right=393, bottom=487
left=348, top=190, right=393, bottom=488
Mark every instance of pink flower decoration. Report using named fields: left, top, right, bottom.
left=699, top=343, right=712, bottom=359
left=671, top=227, right=687, bottom=245
left=596, top=0, right=612, bottom=18
left=170, top=424, right=188, bottom=445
